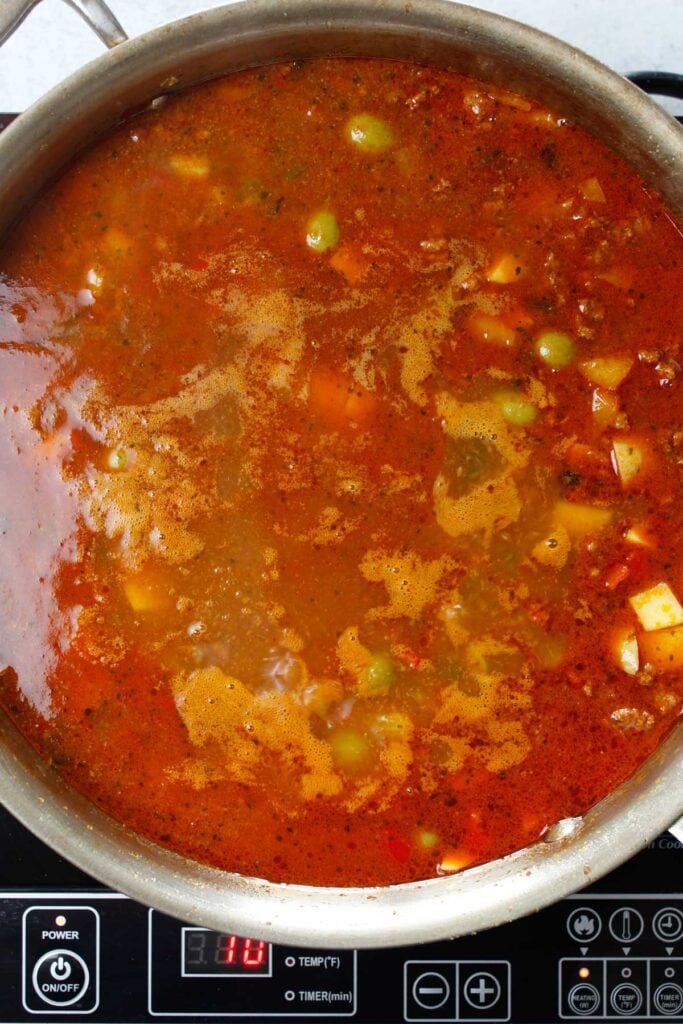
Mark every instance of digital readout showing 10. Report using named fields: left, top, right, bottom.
left=183, top=929, right=271, bottom=976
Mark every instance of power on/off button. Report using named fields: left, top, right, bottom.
left=32, top=949, right=90, bottom=1007
left=22, top=906, right=99, bottom=1014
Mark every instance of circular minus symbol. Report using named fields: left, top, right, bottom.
left=285, top=956, right=296, bottom=967
left=412, top=971, right=450, bottom=1011
left=284, top=990, right=295, bottom=1002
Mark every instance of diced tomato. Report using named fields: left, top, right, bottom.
left=384, top=834, right=412, bottom=864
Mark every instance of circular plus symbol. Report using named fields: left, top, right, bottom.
left=653, top=907, right=683, bottom=944
left=463, top=972, right=501, bottom=1010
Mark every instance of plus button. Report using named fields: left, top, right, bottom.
left=463, top=971, right=502, bottom=1010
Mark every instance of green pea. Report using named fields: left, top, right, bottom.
left=418, top=830, right=439, bottom=849
left=305, top=210, right=340, bottom=253
left=365, top=652, right=395, bottom=695
left=330, top=729, right=370, bottom=771
left=535, top=330, right=575, bottom=369
left=494, top=391, right=537, bottom=426
left=345, top=113, right=394, bottom=154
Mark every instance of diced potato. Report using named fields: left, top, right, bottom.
left=169, top=154, right=210, bottom=178
left=438, top=848, right=477, bottom=874
left=596, top=266, right=634, bottom=290
left=124, top=572, right=169, bottom=613
left=640, top=626, right=683, bottom=671
left=580, top=177, right=606, bottom=202
left=612, top=627, right=639, bottom=676
left=629, top=583, right=683, bottom=632
left=591, top=388, right=621, bottom=430
left=554, top=500, right=612, bottom=537
left=486, top=254, right=522, bottom=284
left=611, top=438, right=645, bottom=486
left=468, top=312, right=517, bottom=348
left=624, top=523, right=654, bottom=548
left=579, top=356, right=634, bottom=390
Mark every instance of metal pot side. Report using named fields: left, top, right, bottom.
left=0, top=0, right=681, bottom=948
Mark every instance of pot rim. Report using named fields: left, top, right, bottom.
left=0, top=0, right=681, bottom=948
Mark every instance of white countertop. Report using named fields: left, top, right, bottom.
left=0, top=0, right=681, bottom=114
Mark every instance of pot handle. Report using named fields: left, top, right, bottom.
left=669, top=816, right=683, bottom=845
left=0, top=0, right=127, bottom=49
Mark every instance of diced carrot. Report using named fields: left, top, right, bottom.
left=329, top=246, right=366, bottom=286
left=101, top=227, right=132, bottom=254
left=308, top=366, right=377, bottom=428
left=603, top=561, right=630, bottom=591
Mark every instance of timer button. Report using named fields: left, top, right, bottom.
left=32, top=949, right=90, bottom=1007
left=654, top=983, right=683, bottom=1016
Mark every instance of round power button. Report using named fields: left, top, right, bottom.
left=32, top=949, right=90, bottom=1007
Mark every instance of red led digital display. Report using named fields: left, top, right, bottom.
left=183, top=930, right=271, bottom=976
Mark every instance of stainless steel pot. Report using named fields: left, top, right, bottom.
left=0, top=0, right=681, bottom=949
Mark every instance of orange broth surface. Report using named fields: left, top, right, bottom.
left=0, top=59, right=682, bottom=886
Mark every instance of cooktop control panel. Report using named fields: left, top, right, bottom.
left=2, top=891, right=683, bottom=1023
left=0, top=811, right=681, bottom=1024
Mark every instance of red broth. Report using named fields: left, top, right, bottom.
left=0, top=59, right=682, bottom=886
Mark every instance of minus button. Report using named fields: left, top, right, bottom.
left=412, top=971, right=451, bottom=1010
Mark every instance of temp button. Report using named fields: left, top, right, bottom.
left=32, top=950, right=90, bottom=1007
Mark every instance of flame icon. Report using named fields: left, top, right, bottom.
left=573, top=914, right=596, bottom=936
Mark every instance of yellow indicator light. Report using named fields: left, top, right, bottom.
left=55, top=915, right=66, bottom=927
left=579, top=967, right=590, bottom=979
